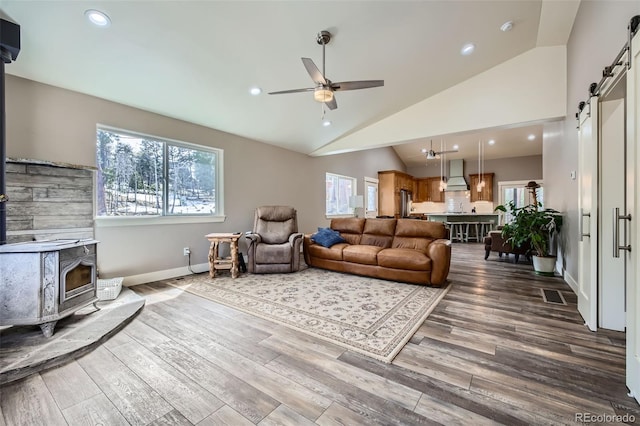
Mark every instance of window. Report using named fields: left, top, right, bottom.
left=498, top=180, right=543, bottom=224
left=325, top=173, right=357, bottom=216
left=96, top=127, right=222, bottom=217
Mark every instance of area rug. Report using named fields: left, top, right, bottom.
left=170, top=268, right=449, bottom=363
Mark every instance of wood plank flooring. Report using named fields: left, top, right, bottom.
left=2, top=243, right=639, bottom=425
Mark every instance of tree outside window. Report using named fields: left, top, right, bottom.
left=96, top=128, right=221, bottom=217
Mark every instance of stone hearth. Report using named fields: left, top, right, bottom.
left=0, top=288, right=144, bottom=385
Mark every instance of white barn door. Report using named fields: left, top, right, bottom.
left=599, top=68, right=627, bottom=332
left=626, top=28, right=640, bottom=404
left=577, top=97, right=598, bottom=331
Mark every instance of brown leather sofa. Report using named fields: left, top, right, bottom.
left=303, top=218, right=451, bottom=287
left=483, top=230, right=530, bottom=263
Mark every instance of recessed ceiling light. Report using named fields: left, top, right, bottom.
left=500, top=21, right=514, bottom=32
left=322, top=120, right=331, bottom=127
left=85, top=9, right=111, bottom=27
left=528, top=134, right=536, bottom=141
left=453, top=144, right=459, bottom=150
left=461, top=43, right=475, bottom=56
left=488, top=139, right=495, bottom=145
left=249, top=87, right=262, bottom=96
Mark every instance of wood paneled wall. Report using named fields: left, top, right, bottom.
left=6, top=160, right=94, bottom=243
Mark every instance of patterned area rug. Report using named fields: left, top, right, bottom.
left=171, top=268, right=449, bottom=363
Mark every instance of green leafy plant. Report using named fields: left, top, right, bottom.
left=494, top=201, right=562, bottom=257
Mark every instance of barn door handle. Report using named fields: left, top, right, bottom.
left=579, top=208, right=591, bottom=241
left=613, top=207, right=632, bottom=258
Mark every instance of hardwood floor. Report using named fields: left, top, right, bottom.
left=2, top=243, right=639, bottom=425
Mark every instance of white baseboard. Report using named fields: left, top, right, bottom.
left=122, top=262, right=209, bottom=287
left=563, top=269, right=578, bottom=295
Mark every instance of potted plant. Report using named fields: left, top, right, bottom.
left=494, top=201, right=563, bottom=276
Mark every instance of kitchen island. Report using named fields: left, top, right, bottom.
left=420, top=213, right=501, bottom=242
left=423, top=213, right=501, bottom=225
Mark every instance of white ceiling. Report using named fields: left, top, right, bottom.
left=1, top=1, right=578, bottom=166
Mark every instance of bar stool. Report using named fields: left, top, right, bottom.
left=447, top=222, right=467, bottom=242
left=466, top=222, right=480, bottom=242
left=478, top=221, right=494, bottom=240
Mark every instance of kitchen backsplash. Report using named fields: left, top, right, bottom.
left=411, top=191, right=494, bottom=214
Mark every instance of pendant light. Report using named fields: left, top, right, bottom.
left=439, top=139, right=447, bottom=191
left=477, top=140, right=482, bottom=192
left=477, top=139, right=486, bottom=192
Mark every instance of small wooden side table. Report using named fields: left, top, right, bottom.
left=205, top=233, right=241, bottom=278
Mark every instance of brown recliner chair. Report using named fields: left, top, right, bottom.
left=245, top=206, right=303, bottom=273
left=483, top=230, right=530, bottom=263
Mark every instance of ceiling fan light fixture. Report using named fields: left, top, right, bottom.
left=314, top=88, right=334, bottom=103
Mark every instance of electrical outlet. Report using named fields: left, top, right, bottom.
left=183, top=247, right=190, bottom=256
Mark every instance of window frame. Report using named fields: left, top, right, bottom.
left=325, top=172, right=358, bottom=218
left=497, top=179, right=544, bottom=225
left=94, top=125, right=225, bottom=226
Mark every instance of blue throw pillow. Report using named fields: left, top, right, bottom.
left=312, top=228, right=346, bottom=248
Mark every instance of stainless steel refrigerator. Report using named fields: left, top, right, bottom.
left=400, top=189, right=412, bottom=218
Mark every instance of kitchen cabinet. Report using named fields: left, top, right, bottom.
left=378, top=170, right=415, bottom=217
left=428, top=177, right=445, bottom=203
left=469, top=173, right=494, bottom=202
left=415, top=177, right=444, bottom=203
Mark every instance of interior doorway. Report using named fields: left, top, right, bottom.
left=364, top=177, right=379, bottom=218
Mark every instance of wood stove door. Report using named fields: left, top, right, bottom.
left=59, top=244, right=97, bottom=312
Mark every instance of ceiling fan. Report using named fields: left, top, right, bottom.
left=422, top=140, right=458, bottom=160
left=268, top=30, right=384, bottom=110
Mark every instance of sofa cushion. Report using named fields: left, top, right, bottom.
left=312, top=228, right=346, bottom=248
left=392, top=220, right=446, bottom=252
left=377, top=248, right=431, bottom=271
left=330, top=218, right=365, bottom=245
left=256, top=242, right=292, bottom=264
left=360, top=219, right=396, bottom=248
left=306, top=243, right=349, bottom=261
left=343, top=245, right=384, bottom=265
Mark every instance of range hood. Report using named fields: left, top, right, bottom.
left=445, top=159, right=469, bottom=191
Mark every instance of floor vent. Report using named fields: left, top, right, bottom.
left=541, top=289, right=567, bottom=305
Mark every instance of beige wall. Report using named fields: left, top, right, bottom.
left=5, top=75, right=405, bottom=279
left=546, top=1, right=639, bottom=285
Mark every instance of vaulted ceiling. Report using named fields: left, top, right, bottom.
left=1, top=1, right=579, bottom=164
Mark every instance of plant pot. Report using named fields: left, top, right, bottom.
left=532, top=255, right=556, bottom=276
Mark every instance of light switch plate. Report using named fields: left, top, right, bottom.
left=570, top=170, right=577, bottom=180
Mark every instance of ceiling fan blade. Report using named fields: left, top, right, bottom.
left=301, top=58, right=327, bottom=85
left=331, top=80, right=384, bottom=91
left=325, top=96, right=338, bottom=110
left=437, top=149, right=459, bottom=155
left=268, top=87, right=315, bottom=95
